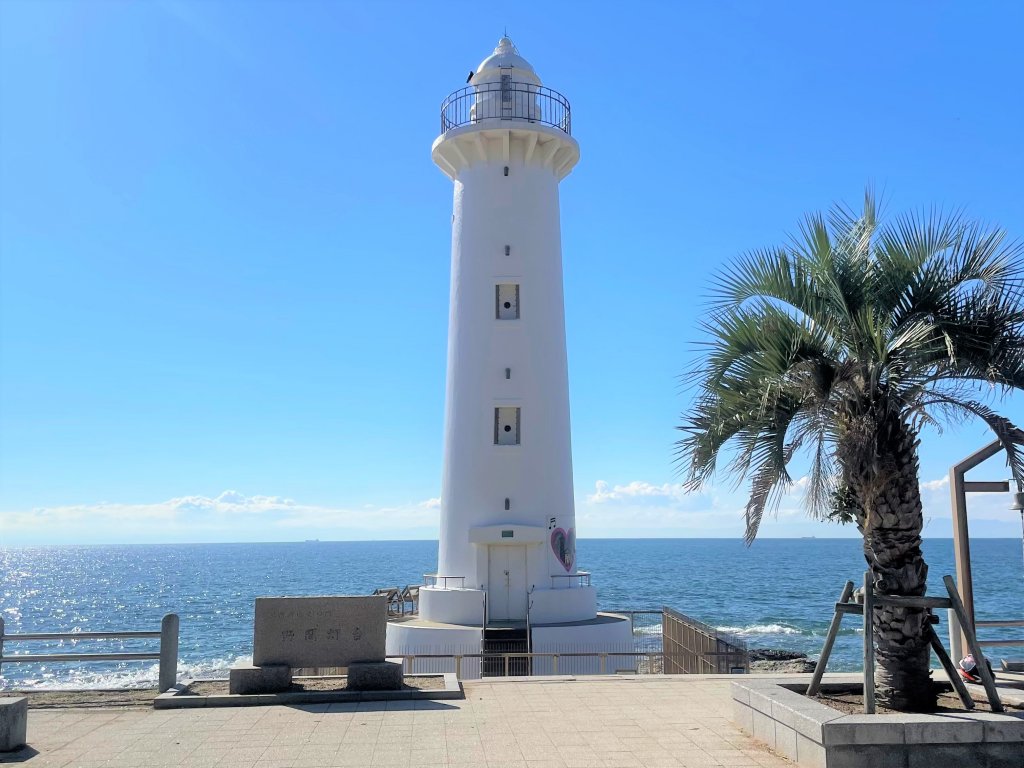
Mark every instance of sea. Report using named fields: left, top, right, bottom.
left=1, top=538, right=1021, bottom=690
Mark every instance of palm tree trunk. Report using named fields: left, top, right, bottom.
left=841, top=409, right=935, bottom=711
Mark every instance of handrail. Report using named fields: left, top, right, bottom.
left=423, top=574, right=467, bottom=588
left=8, top=630, right=161, bottom=641
left=440, top=81, right=571, bottom=136
left=973, top=619, right=1023, bottom=647
left=526, top=590, right=532, bottom=656
left=976, top=619, right=1024, bottom=627
left=550, top=571, right=591, bottom=588
left=978, top=640, right=1024, bottom=647
left=0, top=613, right=180, bottom=692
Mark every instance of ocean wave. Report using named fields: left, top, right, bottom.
left=0, top=654, right=249, bottom=691
left=715, top=623, right=805, bottom=637
left=632, top=624, right=662, bottom=636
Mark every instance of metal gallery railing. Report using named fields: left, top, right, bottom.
left=440, top=80, right=571, bottom=135
left=0, top=614, right=179, bottom=693
left=423, top=574, right=466, bottom=588
left=550, top=571, right=591, bottom=588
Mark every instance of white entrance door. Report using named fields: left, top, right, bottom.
left=487, top=546, right=528, bottom=622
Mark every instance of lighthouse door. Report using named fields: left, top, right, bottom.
left=487, top=546, right=528, bottom=623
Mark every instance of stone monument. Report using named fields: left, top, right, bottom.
left=229, top=595, right=402, bottom=693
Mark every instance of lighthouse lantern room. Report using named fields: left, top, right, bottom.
left=386, top=38, right=632, bottom=675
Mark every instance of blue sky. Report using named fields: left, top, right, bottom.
left=2, top=1, right=1023, bottom=545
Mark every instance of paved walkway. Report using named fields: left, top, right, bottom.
left=6, top=676, right=789, bottom=768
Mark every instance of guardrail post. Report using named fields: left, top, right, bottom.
left=948, top=608, right=963, bottom=661
left=504, top=654, right=510, bottom=677
left=599, top=653, right=606, bottom=674
left=553, top=654, right=558, bottom=675
left=0, top=615, right=5, bottom=674
left=159, top=613, right=179, bottom=693
left=455, top=655, right=462, bottom=679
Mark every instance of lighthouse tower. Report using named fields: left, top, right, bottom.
left=386, top=38, right=632, bottom=673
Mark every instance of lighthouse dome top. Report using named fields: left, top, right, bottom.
left=472, top=37, right=541, bottom=85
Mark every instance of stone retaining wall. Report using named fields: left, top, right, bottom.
left=730, top=677, right=1024, bottom=768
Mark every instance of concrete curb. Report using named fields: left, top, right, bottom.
left=153, top=673, right=463, bottom=709
left=731, top=677, right=1024, bottom=767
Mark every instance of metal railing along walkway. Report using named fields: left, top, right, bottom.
left=0, top=614, right=179, bottom=692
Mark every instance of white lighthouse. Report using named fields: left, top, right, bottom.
left=387, top=38, right=632, bottom=674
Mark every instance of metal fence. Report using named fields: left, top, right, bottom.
left=392, top=608, right=748, bottom=678
left=661, top=607, right=749, bottom=674
left=0, top=614, right=179, bottom=692
left=440, top=80, right=571, bottom=135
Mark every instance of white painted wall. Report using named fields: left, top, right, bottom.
left=530, top=613, right=635, bottom=675
left=426, top=71, right=584, bottom=626
left=385, top=622, right=482, bottom=679
left=529, top=586, right=597, bottom=624
left=417, top=586, right=485, bottom=626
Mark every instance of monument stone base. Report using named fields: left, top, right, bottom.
left=229, top=664, right=292, bottom=695
left=347, top=661, right=404, bottom=691
left=0, top=697, right=28, bottom=753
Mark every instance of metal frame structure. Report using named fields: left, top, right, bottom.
left=949, top=440, right=1024, bottom=656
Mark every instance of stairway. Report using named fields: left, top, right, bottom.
left=482, top=626, right=531, bottom=677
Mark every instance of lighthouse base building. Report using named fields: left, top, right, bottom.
left=385, top=38, right=632, bottom=676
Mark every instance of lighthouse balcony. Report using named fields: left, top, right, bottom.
left=440, top=81, right=571, bottom=136
left=418, top=582, right=486, bottom=626
left=529, top=582, right=597, bottom=625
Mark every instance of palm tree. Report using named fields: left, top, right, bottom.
left=677, top=191, right=1024, bottom=711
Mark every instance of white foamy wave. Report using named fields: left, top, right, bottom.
left=632, top=625, right=662, bottom=636
left=0, top=654, right=249, bottom=691
left=715, top=623, right=804, bottom=637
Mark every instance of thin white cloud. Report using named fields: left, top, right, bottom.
left=922, top=476, right=949, bottom=492
left=587, top=480, right=690, bottom=504
left=1, top=492, right=442, bottom=544
left=4, top=474, right=1020, bottom=546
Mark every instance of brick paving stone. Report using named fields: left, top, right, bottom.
left=4, top=677, right=791, bottom=767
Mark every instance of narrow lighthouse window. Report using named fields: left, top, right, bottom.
left=496, top=284, right=520, bottom=320
left=494, top=407, right=521, bottom=445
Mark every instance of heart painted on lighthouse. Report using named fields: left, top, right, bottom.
left=550, top=527, right=575, bottom=572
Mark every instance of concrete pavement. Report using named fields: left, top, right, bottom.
left=3, top=676, right=790, bottom=768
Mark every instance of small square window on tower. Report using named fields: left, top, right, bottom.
left=496, top=284, right=520, bottom=320
left=494, top=407, right=521, bottom=445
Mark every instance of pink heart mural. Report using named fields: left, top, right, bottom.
left=550, top=527, right=575, bottom=572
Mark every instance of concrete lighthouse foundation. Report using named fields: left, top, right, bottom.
left=386, top=37, right=632, bottom=676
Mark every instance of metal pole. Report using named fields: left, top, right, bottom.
left=948, top=608, right=963, bottom=662
left=158, top=613, right=179, bottom=693
left=863, top=571, right=875, bottom=714
left=950, top=440, right=1003, bottom=652
left=0, top=616, right=5, bottom=675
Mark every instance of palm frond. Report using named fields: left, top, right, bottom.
left=679, top=188, right=1024, bottom=545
